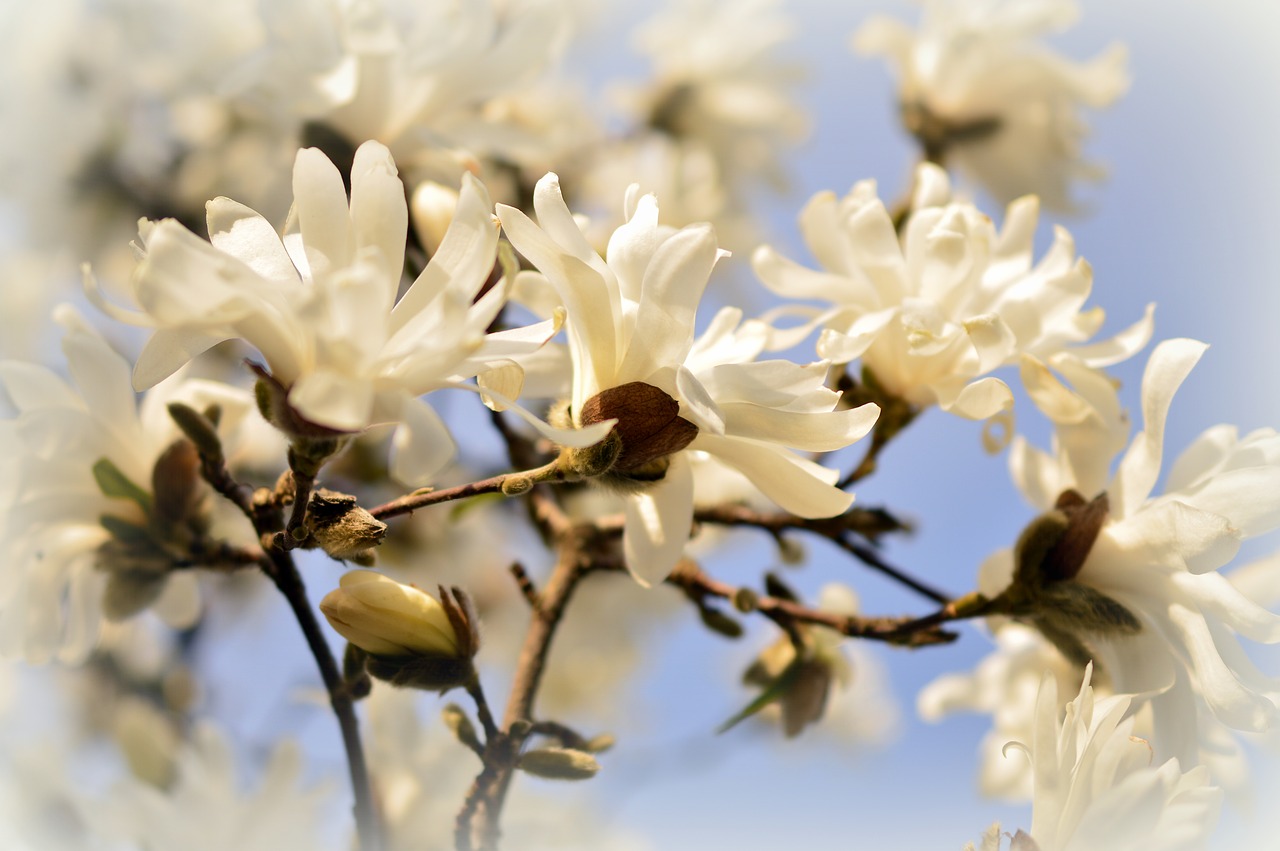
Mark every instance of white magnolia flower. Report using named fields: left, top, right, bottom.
left=89, top=140, right=604, bottom=483
left=1001, top=338, right=1280, bottom=769
left=240, top=0, right=574, bottom=187
left=922, top=621, right=1082, bottom=800
left=967, top=664, right=1221, bottom=851
left=581, top=0, right=802, bottom=253
left=629, top=0, right=804, bottom=188
left=81, top=722, right=337, bottom=851
left=753, top=163, right=1151, bottom=439
left=0, top=308, right=264, bottom=664
left=855, top=0, right=1128, bottom=210
left=498, top=174, right=879, bottom=585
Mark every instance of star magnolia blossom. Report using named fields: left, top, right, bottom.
left=244, top=0, right=571, bottom=185
left=0, top=308, right=260, bottom=663
left=753, top=163, right=1152, bottom=442
left=498, top=174, right=879, bottom=585
left=999, top=338, right=1280, bottom=769
left=88, top=140, right=605, bottom=483
left=965, top=664, right=1221, bottom=851
left=855, top=0, right=1128, bottom=210
left=81, top=723, right=336, bottom=851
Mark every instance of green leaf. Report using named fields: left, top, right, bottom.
left=716, top=658, right=803, bottom=735
left=92, top=458, right=153, bottom=515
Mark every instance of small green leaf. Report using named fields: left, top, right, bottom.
left=92, top=458, right=153, bottom=515
left=716, top=658, right=803, bottom=735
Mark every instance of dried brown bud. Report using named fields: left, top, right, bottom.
left=306, top=489, right=387, bottom=563
left=151, top=439, right=206, bottom=529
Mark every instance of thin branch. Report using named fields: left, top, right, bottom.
left=667, top=561, right=956, bottom=647
left=367, top=462, right=566, bottom=521
left=687, top=504, right=948, bottom=605
left=458, top=526, right=594, bottom=849
left=507, top=562, right=541, bottom=612
left=194, top=449, right=381, bottom=851
left=466, top=679, right=501, bottom=743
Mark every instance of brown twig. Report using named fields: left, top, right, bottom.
left=456, top=523, right=596, bottom=850
left=367, top=462, right=569, bottom=521
left=679, top=503, right=948, bottom=605
left=195, top=449, right=381, bottom=851
left=667, top=561, right=957, bottom=648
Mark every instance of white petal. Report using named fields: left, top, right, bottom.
left=349, top=140, right=408, bottom=295
left=393, top=172, right=497, bottom=334
left=693, top=433, right=851, bottom=518
left=1112, top=339, right=1208, bottom=518
left=206, top=198, right=297, bottom=283
left=288, top=369, right=373, bottom=432
left=293, top=146, right=353, bottom=278
left=933, top=376, right=1014, bottom=421
left=720, top=401, right=879, bottom=452
left=389, top=395, right=457, bottom=485
left=133, top=328, right=228, bottom=390
left=623, top=452, right=694, bottom=587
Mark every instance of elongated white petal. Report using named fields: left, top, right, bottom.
left=288, top=368, right=373, bottom=432
left=1112, top=339, right=1208, bottom=519
left=389, top=395, right=457, bottom=485
left=623, top=452, right=694, bottom=587
left=206, top=198, right=298, bottom=283
left=693, top=433, right=850, bottom=518
left=292, top=146, right=353, bottom=278
left=349, top=141, right=407, bottom=294
left=720, top=401, right=879, bottom=452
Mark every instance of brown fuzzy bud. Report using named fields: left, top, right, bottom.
left=579, top=382, right=698, bottom=473
left=306, top=489, right=387, bottom=563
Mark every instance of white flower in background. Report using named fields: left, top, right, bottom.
left=854, top=0, right=1127, bottom=210
left=90, top=140, right=604, bottom=483
left=744, top=584, right=901, bottom=743
left=240, top=0, right=575, bottom=188
left=368, top=689, right=654, bottom=851
left=583, top=0, right=803, bottom=251
left=997, top=339, right=1280, bottom=771
left=753, top=163, right=1152, bottom=441
left=922, top=621, right=1082, bottom=800
left=498, top=174, right=879, bottom=585
left=81, top=722, right=338, bottom=851
left=965, top=664, right=1221, bottom=851
left=628, top=0, right=805, bottom=189
left=0, top=307, right=266, bottom=664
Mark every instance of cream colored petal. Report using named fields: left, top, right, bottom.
left=623, top=452, right=694, bottom=588
left=693, top=433, right=850, bottom=518
left=1112, top=339, right=1208, bottom=519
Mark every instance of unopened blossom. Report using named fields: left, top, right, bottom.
left=81, top=722, right=338, bottom=851
left=90, top=140, right=606, bottom=483
left=499, top=174, right=879, bottom=585
left=320, top=570, right=463, bottom=660
left=965, top=665, right=1221, bottom=851
left=753, top=163, right=1152, bottom=442
left=321, top=570, right=480, bottom=691
left=0, top=307, right=263, bottom=664
left=855, top=0, right=1128, bottom=210
left=991, top=339, right=1280, bottom=771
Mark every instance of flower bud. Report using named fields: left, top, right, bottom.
left=319, top=572, right=481, bottom=692
left=320, top=570, right=461, bottom=658
left=517, top=747, right=600, bottom=781
left=306, top=489, right=387, bottom=563
left=564, top=382, right=698, bottom=490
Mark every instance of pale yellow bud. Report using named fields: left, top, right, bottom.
left=319, top=570, right=461, bottom=658
left=411, top=181, right=459, bottom=255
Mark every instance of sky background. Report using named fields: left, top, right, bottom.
left=556, top=2, right=1280, bottom=847
left=4, top=2, right=1280, bottom=849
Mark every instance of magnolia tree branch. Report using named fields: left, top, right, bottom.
left=457, top=498, right=591, bottom=850
left=666, top=560, right=957, bottom=647
left=190, top=440, right=382, bottom=851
